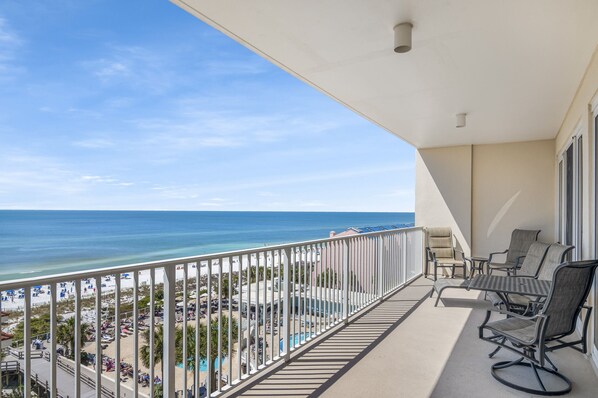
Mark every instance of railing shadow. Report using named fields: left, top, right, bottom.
left=231, top=279, right=430, bottom=397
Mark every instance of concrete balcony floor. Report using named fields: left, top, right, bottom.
left=230, top=277, right=598, bottom=398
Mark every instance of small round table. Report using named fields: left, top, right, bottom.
left=465, top=256, right=488, bottom=279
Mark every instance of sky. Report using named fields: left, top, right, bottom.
left=0, top=1, right=415, bottom=212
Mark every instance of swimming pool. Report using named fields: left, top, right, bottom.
left=279, top=333, right=307, bottom=351
left=176, top=357, right=226, bottom=372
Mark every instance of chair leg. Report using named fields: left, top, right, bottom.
left=489, top=337, right=505, bottom=358
left=451, top=265, right=455, bottom=278
left=491, top=357, right=572, bottom=396
left=434, top=264, right=437, bottom=281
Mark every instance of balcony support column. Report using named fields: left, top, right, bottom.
left=163, top=265, right=176, bottom=398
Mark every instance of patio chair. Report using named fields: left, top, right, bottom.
left=479, top=260, right=598, bottom=395
left=432, top=242, right=550, bottom=308
left=495, top=243, right=574, bottom=313
left=487, top=229, right=540, bottom=275
left=425, top=227, right=466, bottom=281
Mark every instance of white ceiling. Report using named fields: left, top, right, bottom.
left=172, top=0, right=598, bottom=148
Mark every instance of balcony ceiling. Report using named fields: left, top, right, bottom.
left=173, top=0, right=598, bottom=148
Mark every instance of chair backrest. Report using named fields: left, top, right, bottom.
left=505, top=229, right=540, bottom=264
left=541, top=260, right=598, bottom=339
left=518, top=242, right=550, bottom=277
left=537, top=243, right=574, bottom=281
left=426, top=227, right=454, bottom=259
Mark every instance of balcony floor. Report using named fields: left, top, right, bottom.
left=231, top=276, right=598, bottom=398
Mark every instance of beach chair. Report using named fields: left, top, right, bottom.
left=479, top=260, right=598, bottom=395
left=425, top=227, right=466, bottom=281
left=487, top=229, right=540, bottom=275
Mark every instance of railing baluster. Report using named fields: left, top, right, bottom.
left=245, top=254, right=250, bottom=377
left=23, top=286, right=31, bottom=398
left=282, top=248, right=291, bottom=362
left=269, top=251, right=274, bottom=360
left=236, top=256, right=242, bottom=382
left=276, top=251, right=281, bottom=357
left=207, top=259, right=212, bottom=395
left=133, top=271, right=139, bottom=398
left=303, top=247, right=307, bottom=338
left=149, top=268, right=155, bottom=398
left=218, top=258, right=223, bottom=391
left=262, top=252, right=266, bottom=364
left=74, top=279, right=81, bottom=398
left=342, top=240, right=349, bottom=324
left=163, top=265, right=176, bottom=398
left=114, top=273, right=121, bottom=398
left=254, top=254, right=259, bottom=370
left=195, top=263, right=202, bottom=398
left=183, top=264, right=188, bottom=395
left=300, top=247, right=304, bottom=340
left=291, top=248, right=296, bottom=348
left=95, top=276, right=102, bottom=398
left=50, top=282, right=57, bottom=398
left=228, top=255, right=233, bottom=386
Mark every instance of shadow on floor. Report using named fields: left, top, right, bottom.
left=232, top=281, right=430, bottom=397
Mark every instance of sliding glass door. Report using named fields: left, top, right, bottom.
left=558, top=135, right=582, bottom=260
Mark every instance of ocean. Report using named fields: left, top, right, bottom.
left=0, top=210, right=414, bottom=281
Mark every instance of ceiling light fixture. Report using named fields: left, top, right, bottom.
left=394, top=22, right=413, bottom=53
left=456, top=113, right=467, bottom=128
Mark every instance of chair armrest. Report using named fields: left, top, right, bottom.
left=488, top=249, right=508, bottom=264
left=487, top=306, right=544, bottom=321
left=455, top=248, right=466, bottom=261
left=425, top=247, right=436, bottom=263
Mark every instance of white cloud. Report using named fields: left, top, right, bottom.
left=0, top=17, right=23, bottom=80
left=73, top=138, right=114, bottom=149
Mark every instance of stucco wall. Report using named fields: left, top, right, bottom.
left=471, top=140, right=556, bottom=257
left=415, top=146, right=472, bottom=255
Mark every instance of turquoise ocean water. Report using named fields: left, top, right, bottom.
left=0, top=210, right=414, bottom=281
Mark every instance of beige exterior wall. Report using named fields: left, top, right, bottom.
left=416, top=141, right=556, bottom=257
left=415, top=146, right=472, bottom=255
left=471, top=140, right=556, bottom=256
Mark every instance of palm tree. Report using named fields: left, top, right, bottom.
left=56, top=317, right=88, bottom=359
left=140, top=315, right=238, bottom=390
left=140, top=325, right=164, bottom=380
left=198, top=315, right=238, bottom=389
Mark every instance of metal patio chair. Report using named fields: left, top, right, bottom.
left=425, top=227, right=466, bottom=281
left=487, top=229, right=540, bottom=275
left=494, top=243, right=574, bottom=313
left=479, top=260, right=598, bottom=396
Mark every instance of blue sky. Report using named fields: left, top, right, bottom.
left=0, top=1, right=414, bottom=212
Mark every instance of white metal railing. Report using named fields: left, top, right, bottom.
left=0, top=226, right=423, bottom=398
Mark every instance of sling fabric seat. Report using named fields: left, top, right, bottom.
left=487, top=229, right=540, bottom=275
left=495, top=243, right=574, bottom=312
left=433, top=242, right=549, bottom=308
left=479, top=260, right=598, bottom=396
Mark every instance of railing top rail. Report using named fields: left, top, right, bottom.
left=0, top=226, right=422, bottom=290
